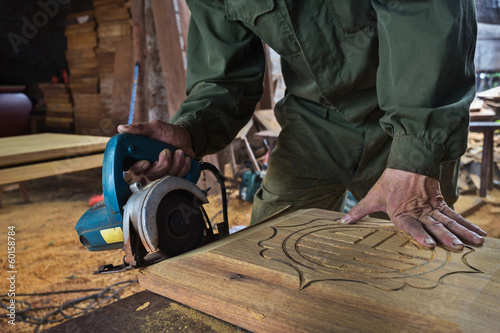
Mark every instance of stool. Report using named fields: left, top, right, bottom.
left=469, top=122, right=500, bottom=197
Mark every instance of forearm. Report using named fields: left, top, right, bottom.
left=171, top=0, right=266, bottom=159
left=373, top=0, right=477, bottom=179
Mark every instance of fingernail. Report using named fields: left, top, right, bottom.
left=140, top=161, right=150, bottom=170
left=341, top=216, right=352, bottom=224
left=474, top=235, right=484, bottom=243
left=424, top=237, right=436, bottom=245
left=176, top=149, right=183, bottom=157
left=452, top=239, right=463, bottom=247
left=160, top=150, right=168, bottom=159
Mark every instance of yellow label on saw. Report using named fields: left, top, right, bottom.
left=100, top=227, right=124, bottom=244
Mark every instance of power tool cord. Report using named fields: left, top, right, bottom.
left=199, top=162, right=229, bottom=235
left=0, top=280, right=138, bottom=332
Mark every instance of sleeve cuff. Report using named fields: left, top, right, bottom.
left=386, top=135, right=445, bottom=180
left=171, top=117, right=205, bottom=160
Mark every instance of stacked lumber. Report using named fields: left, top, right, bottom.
left=477, top=86, right=500, bottom=113
left=39, top=83, right=73, bottom=132
left=94, top=0, right=132, bottom=114
left=65, top=11, right=103, bottom=134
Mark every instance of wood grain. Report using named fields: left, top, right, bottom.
left=0, top=154, right=104, bottom=185
left=140, top=209, right=500, bottom=333
left=0, top=133, right=109, bottom=168
left=152, top=0, right=187, bottom=119
left=110, top=37, right=134, bottom=130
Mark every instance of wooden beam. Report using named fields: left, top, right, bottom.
left=110, top=38, right=135, bottom=129
left=44, top=290, right=239, bottom=332
left=152, top=0, right=187, bottom=119
left=0, top=154, right=104, bottom=186
left=256, top=44, right=274, bottom=110
left=130, top=0, right=147, bottom=123
left=177, top=0, right=191, bottom=51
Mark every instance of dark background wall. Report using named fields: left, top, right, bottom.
left=0, top=0, right=93, bottom=86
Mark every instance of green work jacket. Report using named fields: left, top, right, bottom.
left=172, top=0, right=477, bottom=180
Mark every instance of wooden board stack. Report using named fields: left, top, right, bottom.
left=478, top=86, right=500, bottom=113
left=94, top=0, right=132, bottom=117
left=65, top=11, right=103, bottom=135
left=39, top=83, right=73, bottom=132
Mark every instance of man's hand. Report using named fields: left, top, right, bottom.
left=341, top=168, right=487, bottom=250
left=117, top=120, right=194, bottom=181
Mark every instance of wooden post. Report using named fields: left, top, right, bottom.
left=130, top=0, right=147, bottom=123
left=152, top=0, right=187, bottom=119
left=257, top=44, right=274, bottom=110
left=177, top=0, right=191, bottom=52
left=110, top=38, right=134, bottom=129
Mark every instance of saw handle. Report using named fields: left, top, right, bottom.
left=102, top=133, right=201, bottom=222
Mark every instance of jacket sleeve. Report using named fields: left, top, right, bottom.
left=170, top=0, right=266, bottom=160
left=372, top=0, right=477, bottom=179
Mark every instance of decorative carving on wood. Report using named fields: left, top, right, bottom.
left=259, top=218, right=482, bottom=291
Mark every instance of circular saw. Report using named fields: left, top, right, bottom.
left=75, top=133, right=229, bottom=273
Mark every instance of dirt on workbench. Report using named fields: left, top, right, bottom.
left=1, top=167, right=499, bottom=332
left=0, top=169, right=252, bottom=332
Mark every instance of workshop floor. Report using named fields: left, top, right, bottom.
left=0, top=169, right=498, bottom=332
left=0, top=169, right=252, bottom=332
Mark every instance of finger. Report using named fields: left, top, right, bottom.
left=143, top=149, right=173, bottom=180
left=419, top=215, right=464, bottom=250
left=128, top=160, right=150, bottom=176
left=166, top=149, right=187, bottom=176
left=342, top=191, right=384, bottom=224
left=431, top=210, right=484, bottom=245
left=393, top=215, right=436, bottom=248
left=440, top=206, right=487, bottom=236
left=177, top=157, right=191, bottom=178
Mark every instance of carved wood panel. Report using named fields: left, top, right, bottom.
left=140, top=209, right=500, bottom=332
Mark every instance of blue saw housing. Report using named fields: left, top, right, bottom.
left=75, top=133, right=201, bottom=251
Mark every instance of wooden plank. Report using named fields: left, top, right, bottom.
left=0, top=133, right=109, bottom=168
left=257, top=44, right=274, bottom=110
left=44, top=290, right=243, bottom=333
left=177, top=0, right=191, bottom=50
left=0, top=153, right=104, bottom=185
left=140, top=209, right=500, bottom=333
left=130, top=0, right=146, bottom=123
left=65, top=21, right=96, bottom=35
left=110, top=37, right=135, bottom=130
left=253, top=109, right=281, bottom=132
left=152, top=0, right=187, bottom=119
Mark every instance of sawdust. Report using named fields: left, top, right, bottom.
left=136, top=301, right=150, bottom=311
left=136, top=302, right=244, bottom=333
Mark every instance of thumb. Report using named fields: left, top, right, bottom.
left=341, top=191, right=381, bottom=224
left=117, top=122, right=155, bottom=137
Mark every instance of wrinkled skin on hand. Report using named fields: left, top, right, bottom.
left=117, top=120, right=194, bottom=181
left=342, top=168, right=487, bottom=250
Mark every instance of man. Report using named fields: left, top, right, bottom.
left=119, top=0, right=486, bottom=250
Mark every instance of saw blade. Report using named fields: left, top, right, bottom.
left=155, top=190, right=205, bottom=257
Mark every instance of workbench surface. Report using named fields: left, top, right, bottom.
left=0, top=133, right=109, bottom=185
